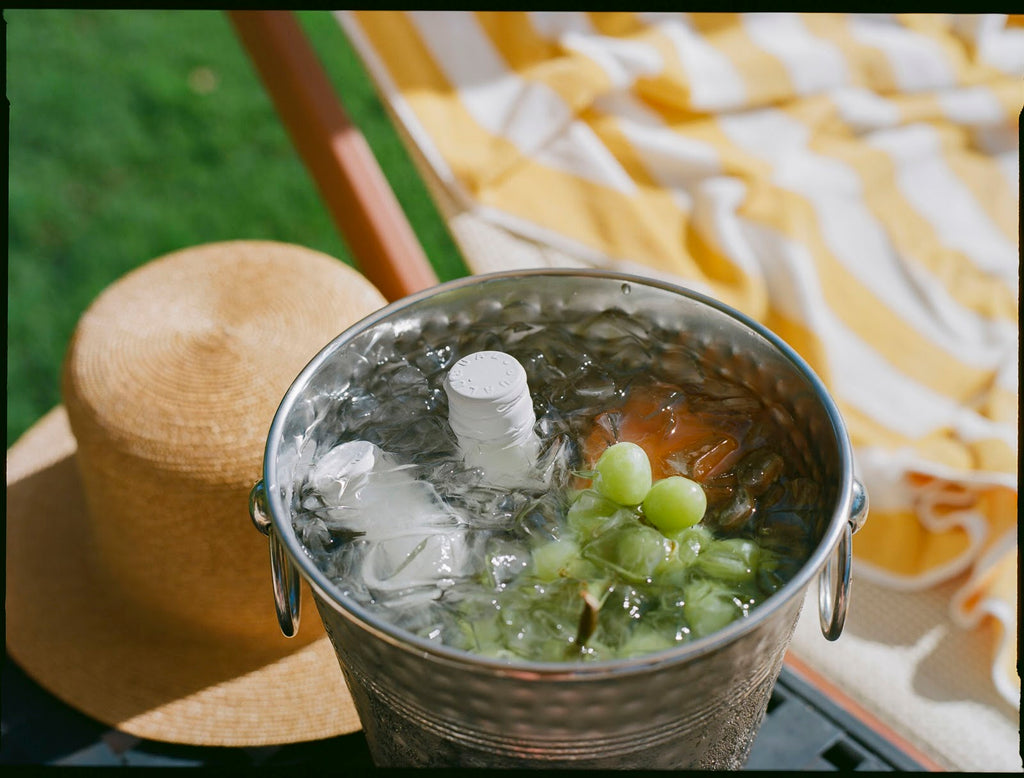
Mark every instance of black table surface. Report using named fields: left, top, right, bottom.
left=1, top=653, right=929, bottom=770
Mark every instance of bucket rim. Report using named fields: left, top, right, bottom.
left=262, top=268, right=855, bottom=678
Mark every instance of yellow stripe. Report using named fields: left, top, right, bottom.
left=799, top=98, right=1018, bottom=323
left=896, top=14, right=1012, bottom=86
left=975, top=487, right=1018, bottom=549
left=801, top=13, right=900, bottom=94
left=588, top=13, right=702, bottom=119
left=585, top=112, right=776, bottom=320
left=359, top=13, right=773, bottom=301
left=930, top=115, right=1019, bottom=246
left=688, top=13, right=795, bottom=106
left=880, top=87, right=1021, bottom=247
left=357, top=11, right=834, bottom=375
left=978, top=384, right=1018, bottom=428
left=475, top=12, right=613, bottom=116
left=359, top=12, right=689, bottom=274
left=856, top=484, right=1015, bottom=579
left=842, top=402, right=1016, bottom=476
left=853, top=506, right=972, bottom=576
left=733, top=124, right=1008, bottom=406
left=472, top=154, right=686, bottom=270
left=358, top=11, right=1010, bottom=412
left=353, top=11, right=526, bottom=196
left=967, top=438, right=1018, bottom=477
left=476, top=11, right=759, bottom=308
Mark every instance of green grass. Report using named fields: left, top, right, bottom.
left=6, top=10, right=468, bottom=447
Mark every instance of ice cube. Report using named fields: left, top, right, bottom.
left=362, top=528, right=473, bottom=596
left=309, top=440, right=478, bottom=601
left=310, top=440, right=379, bottom=509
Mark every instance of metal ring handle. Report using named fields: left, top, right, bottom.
left=817, top=478, right=868, bottom=640
left=249, top=479, right=272, bottom=535
left=269, top=527, right=302, bottom=637
left=818, top=520, right=852, bottom=640
left=250, top=480, right=302, bottom=637
left=848, top=478, right=869, bottom=534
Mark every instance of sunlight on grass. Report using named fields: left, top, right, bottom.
left=7, top=10, right=466, bottom=446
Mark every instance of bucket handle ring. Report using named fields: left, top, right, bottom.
left=818, top=478, right=868, bottom=641
left=250, top=479, right=302, bottom=637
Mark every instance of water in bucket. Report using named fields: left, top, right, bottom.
left=288, top=295, right=823, bottom=663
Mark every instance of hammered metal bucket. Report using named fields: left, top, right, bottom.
left=251, top=270, right=868, bottom=769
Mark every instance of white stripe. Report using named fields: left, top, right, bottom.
left=950, top=13, right=1024, bottom=74
left=736, top=218, right=1017, bottom=452
left=409, top=12, right=636, bottom=195
left=994, top=147, right=1019, bottom=191
left=938, top=84, right=1012, bottom=128
left=473, top=202, right=720, bottom=301
left=848, top=14, right=957, bottom=91
left=857, top=446, right=1017, bottom=510
left=689, top=176, right=767, bottom=296
left=527, top=12, right=663, bottom=90
left=741, top=12, right=850, bottom=96
left=336, top=12, right=468, bottom=204
left=593, top=90, right=728, bottom=213
left=718, top=108, right=1017, bottom=372
left=524, top=13, right=689, bottom=208
left=697, top=179, right=1015, bottom=455
left=803, top=84, right=1018, bottom=213
left=939, top=85, right=1020, bottom=186
left=525, top=13, right=723, bottom=216
left=636, top=12, right=747, bottom=111
left=830, top=86, right=902, bottom=133
left=867, top=123, right=1019, bottom=291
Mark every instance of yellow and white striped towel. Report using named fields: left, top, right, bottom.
left=338, top=11, right=1020, bottom=709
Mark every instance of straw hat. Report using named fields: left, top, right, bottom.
left=5, top=241, right=389, bottom=746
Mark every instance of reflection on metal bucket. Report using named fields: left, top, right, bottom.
left=254, top=270, right=867, bottom=769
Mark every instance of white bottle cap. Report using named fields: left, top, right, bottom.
left=445, top=351, right=528, bottom=404
left=444, top=351, right=535, bottom=440
left=444, top=351, right=539, bottom=484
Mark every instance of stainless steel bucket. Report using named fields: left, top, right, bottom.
left=251, top=270, right=868, bottom=768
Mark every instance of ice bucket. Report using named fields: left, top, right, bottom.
left=251, top=270, right=867, bottom=768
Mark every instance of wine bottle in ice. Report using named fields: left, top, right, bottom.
left=444, top=351, right=541, bottom=487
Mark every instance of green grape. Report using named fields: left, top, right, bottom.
left=642, top=475, right=707, bottom=535
left=468, top=615, right=506, bottom=656
left=582, top=524, right=674, bottom=583
left=696, top=537, right=760, bottom=583
left=589, top=582, right=648, bottom=649
left=494, top=580, right=582, bottom=660
left=566, top=489, right=631, bottom=540
left=619, top=624, right=679, bottom=657
left=755, top=546, right=790, bottom=594
left=651, top=524, right=714, bottom=587
left=593, top=442, right=653, bottom=506
left=531, top=538, right=581, bottom=581
left=683, top=579, right=743, bottom=638
left=672, top=523, right=714, bottom=565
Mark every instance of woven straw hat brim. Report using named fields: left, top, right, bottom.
left=6, top=241, right=387, bottom=746
left=6, top=406, right=361, bottom=746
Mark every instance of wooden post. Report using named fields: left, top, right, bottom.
left=228, top=10, right=439, bottom=302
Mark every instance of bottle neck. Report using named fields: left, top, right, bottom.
left=444, top=351, right=539, bottom=485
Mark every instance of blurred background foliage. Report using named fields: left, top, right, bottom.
left=7, top=9, right=466, bottom=447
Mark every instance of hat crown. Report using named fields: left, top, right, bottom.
left=61, top=240, right=388, bottom=642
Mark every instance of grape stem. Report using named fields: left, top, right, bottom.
left=574, top=587, right=603, bottom=649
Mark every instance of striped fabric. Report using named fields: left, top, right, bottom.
left=339, top=11, right=1020, bottom=707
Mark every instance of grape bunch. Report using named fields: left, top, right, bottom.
left=449, top=442, right=784, bottom=662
